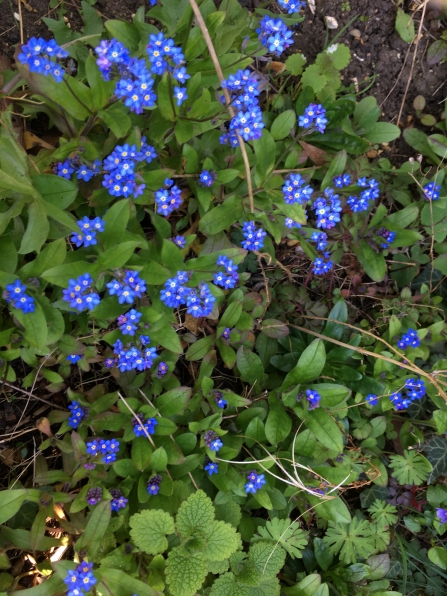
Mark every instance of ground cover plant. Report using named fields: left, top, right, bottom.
left=1, top=0, right=447, bottom=595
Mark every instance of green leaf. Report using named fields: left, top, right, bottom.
left=255, top=518, right=308, bottom=559
left=129, top=509, right=175, bottom=555
left=427, top=39, right=447, bottom=65
left=363, top=122, right=401, bottom=144
left=321, top=150, right=347, bottom=190
left=140, top=261, right=171, bottom=285
left=389, top=450, right=432, bottom=486
left=353, top=241, right=386, bottom=282
left=101, top=199, right=130, bottom=249
left=150, top=447, right=168, bottom=472
left=33, top=174, right=78, bottom=209
left=271, top=110, right=296, bottom=140
left=19, top=239, right=66, bottom=278
left=42, top=261, right=98, bottom=287
left=428, top=546, right=447, bottom=570
left=131, top=436, right=153, bottom=471
left=403, top=128, right=440, bottom=164
left=259, top=319, right=289, bottom=339
left=98, top=106, right=132, bottom=138
left=97, top=241, right=140, bottom=269
left=323, top=300, right=347, bottom=340
left=209, top=572, right=249, bottom=596
left=353, top=96, right=381, bottom=132
left=285, top=53, right=307, bottom=75
left=253, top=129, right=276, bottom=183
left=186, top=336, right=215, bottom=361
left=157, top=74, right=176, bottom=121
left=282, top=339, right=326, bottom=389
left=14, top=302, right=48, bottom=349
left=428, top=134, right=447, bottom=159
left=214, top=501, right=242, bottom=529
left=204, top=520, right=241, bottom=561
left=237, top=347, right=264, bottom=388
left=0, top=490, right=28, bottom=524
left=395, top=8, right=415, bottom=43
left=99, top=568, right=159, bottom=596
left=104, top=20, right=140, bottom=50
left=301, top=64, right=327, bottom=93
left=166, top=548, right=208, bottom=596
left=75, top=500, right=111, bottom=556
left=323, top=518, right=376, bottom=564
left=155, top=387, right=191, bottom=417
left=19, top=199, right=49, bottom=255
left=265, top=392, right=292, bottom=445
left=85, top=54, right=113, bottom=109
left=328, top=44, right=351, bottom=69
left=176, top=490, right=215, bottom=538
left=306, top=408, right=343, bottom=452
left=249, top=541, right=286, bottom=579
left=199, top=196, right=244, bottom=234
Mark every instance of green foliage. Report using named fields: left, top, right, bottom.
left=322, top=518, right=378, bottom=564
left=389, top=450, right=433, bottom=486
left=129, top=510, right=175, bottom=554
left=368, top=500, right=398, bottom=527
left=253, top=518, right=308, bottom=559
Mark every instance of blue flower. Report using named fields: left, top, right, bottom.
left=205, top=462, right=219, bottom=475
left=57, top=160, right=74, bottom=179
left=436, top=508, right=447, bottom=524
left=310, top=232, right=328, bottom=251
left=198, top=170, right=216, bottom=187
left=423, top=181, right=441, bottom=201
left=306, top=389, right=321, bottom=409
left=70, top=230, right=97, bottom=248
left=171, top=235, right=186, bottom=248
left=257, top=17, right=293, bottom=54
left=241, top=221, right=267, bottom=251
left=67, top=354, right=81, bottom=364
left=174, top=86, right=188, bottom=106
left=76, top=165, right=96, bottom=182
left=221, top=328, right=231, bottom=341
left=155, top=180, right=183, bottom=216
left=117, top=286, right=135, bottom=304
left=282, top=173, right=314, bottom=205
left=18, top=37, right=67, bottom=81
left=67, top=401, right=89, bottom=429
left=299, top=103, right=328, bottom=133
left=366, top=394, right=378, bottom=406
left=147, top=483, right=160, bottom=495
left=312, top=257, right=333, bottom=275
left=210, top=438, right=223, bottom=452
left=397, top=329, right=420, bottom=349
left=333, top=174, right=351, bottom=188
left=285, top=218, right=301, bottom=229
left=173, top=66, right=190, bottom=82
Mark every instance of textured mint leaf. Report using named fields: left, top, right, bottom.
left=207, top=559, right=230, bottom=575
left=214, top=500, right=242, bottom=528
left=249, top=577, right=281, bottom=596
left=166, top=547, right=207, bottom=596
left=249, top=541, right=286, bottom=579
left=176, top=489, right=215, bottom=538
left=209, top=572, right=249, bottom=596
left=389, top=450, right=432, bottom=486
left=129, top=510, right=175, bottom=555
left=424, top=436, right=447, bottom=484
left=204, top=520, right=242, bottom=561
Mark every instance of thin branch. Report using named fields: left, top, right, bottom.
left=188, top=0, right=254, bottom=213
left=0, top=381, right=66, bottom=410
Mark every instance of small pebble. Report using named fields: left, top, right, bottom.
left=350, top=29, right=362, bottom=39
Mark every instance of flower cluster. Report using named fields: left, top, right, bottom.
left=110, top=488, right=128, bottom=511
left=95, top=38, right=130, bottom=80
left=64, top=562, right=96, bottom=596
left=333, top=174, right=351, bottom=188
left=278, top=0, right=306, bottom=13
left=154, top=179, right=183, bottom=216
left=87, top=487, right=102, bottom=506
left=105, top=337, right=157, bottom=372
left=86, top=437, right=120, bottom=465
left=390, top=378, right=426, bottom=410
left=56, top=158, right=102, bottom=182
left=312, top=254, right=333, bottom=275
left=245, top=470, right=266, bottom=494
left=103, top=142, right=154, bottom=199
left=71, top=216, right=105, bottom=248
left=347, top=177, right=380, bottom=213
left=310, top=232, right=328, bottom=251
left=18, top=37, right=68, bottom=82
left=299, top=103, right=328, bottom=133
left=214, top=255, right=239, bottom=289
left=117, top=309, right=142, bottom=336
left=204, top=430, right=223, bottom=452
left=4, top=280, right=35, bottom=313
left=106, top=270, right=146, bottom=305
left=114, top=58, right=156, bottom=114
left=257, top=17, right=293, bottom=54
left=306, top=389, right=321, bottom=410
left=146, top=32, right=186, bottom=77
left=282, top=173, right=314, bottom=205
left=204, top=458, right=219, bottom=476
left=376, top=227, right=396, bottom=249
left=241, top=221, right=267, bottom=251
left=160, top=272, right=216, bottom=317
left=397, top=328, right=420, bottom=350
left=198, top=170, right=216, bottom=187
left=220, top=69, right=264, bottom=145
left=313, top=188, right=342, bottom=229
left=133, top=413, right=158, bottom=437
left=62, top=274, right=100, bottom=312
left=147, top=474, right=163, bottom=495
left=423, top=181, right=441, bottom=201
left=67, top=401, right=89, bottom=429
